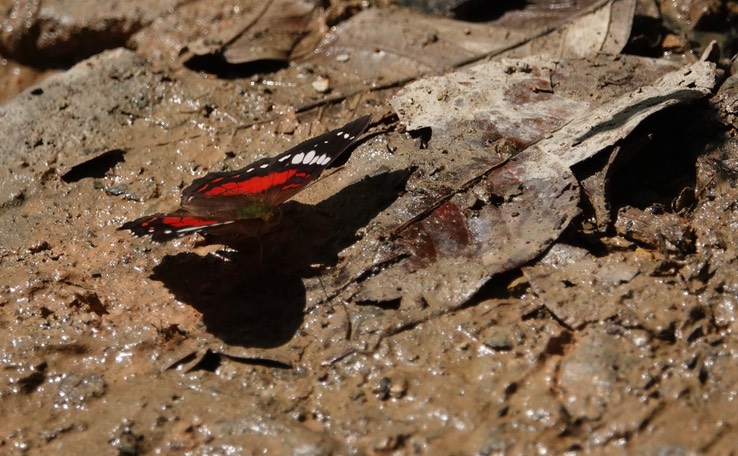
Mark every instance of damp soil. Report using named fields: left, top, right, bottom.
left=1, top=1, right=738, bottom=455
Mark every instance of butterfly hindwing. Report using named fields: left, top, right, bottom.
left=118, top=213, right=235, bottom=242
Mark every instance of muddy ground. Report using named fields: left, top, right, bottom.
left=1, top=0, right=738, bottom=454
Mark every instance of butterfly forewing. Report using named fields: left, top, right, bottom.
left=182, top=115, right=371, bottom=213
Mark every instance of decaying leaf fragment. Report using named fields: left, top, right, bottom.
left=181, top=0, right=322, bottom=65
left=302, top=1, right=633, bottom=96
left=507, top=0, right=636, bottom=59
left=521, top=244, right=641, bottom=329
left=303, top=7, right=526, bottom=91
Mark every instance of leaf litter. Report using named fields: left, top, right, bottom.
left=1, top=0, right=738, bottom=453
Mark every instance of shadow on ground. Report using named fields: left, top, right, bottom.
left=151, top=169, right=411, bottom=348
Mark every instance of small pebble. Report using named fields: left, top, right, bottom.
left=484, top=330, right=513, bottom=351
left=312, top=77, right=330, bottom=93
left=389, top=379, right=408, bottom=399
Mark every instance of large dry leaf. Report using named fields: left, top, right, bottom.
left=307, top=58, right=717, bottom=350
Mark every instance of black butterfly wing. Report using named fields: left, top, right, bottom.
left=181, top=115, right=372, bottom=217
left=119, top=116, right=371, bottom=241
left=118, top=212, right=235, bottom=242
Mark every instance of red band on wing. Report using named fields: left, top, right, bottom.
left=160, top=216, right=222, bottom=227
left=199, top=169, right=299, bottom=196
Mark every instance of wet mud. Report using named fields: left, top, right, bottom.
left=1, top=0, right=738, bottom=454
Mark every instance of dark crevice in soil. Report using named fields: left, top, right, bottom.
left=609, top=102, right=717, bottom=213
left=183, top=56, right=289, bottom=79
left=222, top=354, right=292, bottom=369
left=62, top=149, right=126, bottom=183
left=396, top=0, right=525, bottom=21
left=2, top=22, right=144, bottom=69
left=356, top=298, right=401, bottom=310
left=460, top=269, right=526, bottom=306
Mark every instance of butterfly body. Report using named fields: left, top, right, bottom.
left=119, top=115, right=371, bottom=242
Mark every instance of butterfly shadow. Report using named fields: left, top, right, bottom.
left=151, top=169, right=411, bottom=349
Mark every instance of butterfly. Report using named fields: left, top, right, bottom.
left=118, top=115, right=372, bottom=242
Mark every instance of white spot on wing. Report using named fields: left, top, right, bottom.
left=278, top=155, right=290, bottom=162
left=260, top=163, right=269, bottom=169
left=343, top=133, right=350, bottom=139
left=303, top=150, right=316, bottom=164
left=336, top=131, right=343, bottom=136
left=309, top=154, right=320, bottom=165
left=319, top=155, right=331, bottom=165
left=177, top=220, right=235, bottom=234
left=247, top=168, right=254, bottom=172
left=324, top=140, right=329, bottom=144
left=292, top=152, right=304, bottom=164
